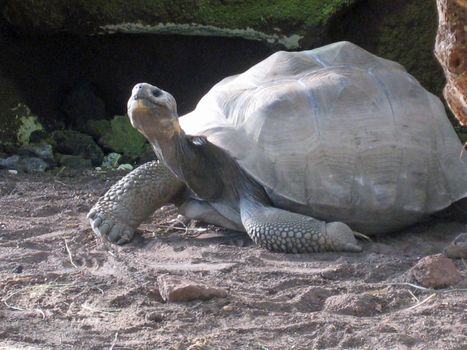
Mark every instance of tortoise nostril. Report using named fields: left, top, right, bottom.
left=152, top=89, right=162, bottom=98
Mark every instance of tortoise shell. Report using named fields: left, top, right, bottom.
left=179, top=41, right=467, bottom=234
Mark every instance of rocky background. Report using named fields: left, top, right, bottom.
left=0, top=0, right=464, bottom=172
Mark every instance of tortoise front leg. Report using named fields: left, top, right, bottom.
left=240, top=200, right=362, bottom=253
left=88, top=161, right=184, bottom=244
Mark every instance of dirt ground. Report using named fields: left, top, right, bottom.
left=0, top=169, right=466, bottom=350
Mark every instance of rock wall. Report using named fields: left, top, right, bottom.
left=435, top=0, right=467, bottom=125
left=1, top=0, right=359, bottom=49
left=329, top=0, right=444, bottom=96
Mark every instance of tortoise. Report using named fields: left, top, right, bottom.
left=88, top=41, right=467, bottom=253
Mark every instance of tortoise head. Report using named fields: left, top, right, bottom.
left=127, top=83, right=181, bottom=140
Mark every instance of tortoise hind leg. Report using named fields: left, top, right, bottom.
left=88, top=161, right=184, bottom=244
left=177, top=198, right=244, bottom=232
left=240, top=199, right=362, bottom=253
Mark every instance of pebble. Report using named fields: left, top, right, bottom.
left=444, top=233, right=467, bottom=259
left=222, top=304, right=234, bottom=312
left=157, top=275, right=228, bottom=303
left=12, top=265, right=23, bottom=274
left=411, top=254, right=462, bottom=289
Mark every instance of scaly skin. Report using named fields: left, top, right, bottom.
left=88, top=161, right=184, bottom=244
left=241, top=204, right=362, bottom=253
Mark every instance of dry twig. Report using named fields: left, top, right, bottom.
left=404, top=293, right=436, bottom=311
left=64, top=239, right=79, bottom=269
left=387, top=282, right=467, bottom=294
left=109, top=332, right=119, bottom=350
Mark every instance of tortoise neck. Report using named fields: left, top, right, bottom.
left=148, top=126, right=223, bottom=200
left=148, top=127, right=187, bottom=178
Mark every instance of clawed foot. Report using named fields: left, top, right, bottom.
left=325, top=222, right=362, bottom=252
left=87, top=208, right=135, bottom=245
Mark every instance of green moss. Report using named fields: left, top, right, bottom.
left=84, top=119, right=111, bottom=140
left=99, top=115, right=147, bottom=161
left=4, top=0, right=356, bottom=39
left=374, top=0, right=443, bottom=95
left=74, top=0, right=355, bottom=31
left=0, top=73, right=29, bottom=145
left=195, top=0, right=354, bottom=31
left=16, top=109, right=44, bottom=145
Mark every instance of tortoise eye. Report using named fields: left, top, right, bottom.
left=152, top=88, right=162, bottom=98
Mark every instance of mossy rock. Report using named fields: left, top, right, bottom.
left=99, top=115, right=147, bottom=161
left=0, top=71, right=44, bottom=146
left=53, top=130, right=104, bottom=166
left=2, top=0, right=359, bottom=48
left=56, top=154, right=93, bottom=169
left=84, top=119, right=111, bottom=140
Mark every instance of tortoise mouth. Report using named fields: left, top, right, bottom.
left=127, top=94, right=166, bottom=121
left=128, top=98, right=154, bottom=115
left=127, top=95, right=180, bottom=134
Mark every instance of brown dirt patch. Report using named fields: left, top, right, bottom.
left=0, top=170, right=466, bottom=349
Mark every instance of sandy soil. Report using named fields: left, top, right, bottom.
left=0, top=169, right=466, bottom=350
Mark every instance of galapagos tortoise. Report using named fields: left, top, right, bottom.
left=88, top=41, right=467, bottom=253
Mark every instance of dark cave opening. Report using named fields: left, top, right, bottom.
left=0, top=31, right=274, bottom=129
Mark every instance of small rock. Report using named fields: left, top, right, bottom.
left=18, top=142, right=54, bottom=161
left=7, top=169, right=17, bottom=175
left=19, top=157, right=48, bottom=173
left=0, top=155, right=20, bottom=169
left=411, top=254, right=462, bottom=289
left=101, top=152, right=121, bottom=169
left=222, top=304, right=234, bottom=312
left=12, top=265, right=23, bottom=274
left=1, top=155, right=49, bottom=172
left=117, top=164, right=133, bottom=171
left=157, top=275, right=227, bottom=303
left=444, top=233, right=467, bottom=259
left=56, top=154, right=92, bottom=169
left=53, top=130, right=104, bottom=166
